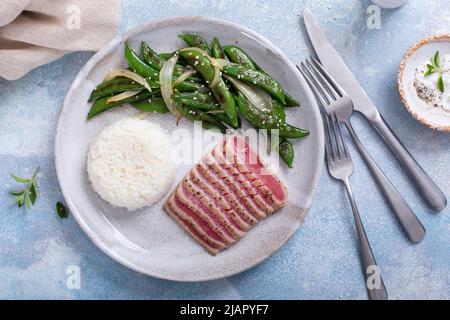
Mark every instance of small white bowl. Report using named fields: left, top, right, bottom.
left=398, top=34, right=450, bottom=132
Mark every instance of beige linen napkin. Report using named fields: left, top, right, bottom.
left=0, top=0, right=121, bottom=80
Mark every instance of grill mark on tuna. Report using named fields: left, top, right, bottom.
left=186, top=172, right=246, bottom=239
left=175, top=186, right=234, bottom=246
left=164, top=201, right=219, bottom=255
left=165, top=196, right=223, bottom=254
left=204, top=154, right=267, bottom=220
left=228, top=136, right=287, bottom=207
left=221, top=142, right=285, bottom=211
left=169, top=194, right=225, bottom=246
left=180, top=179, right=240, bottom=242
left=196, top=162, right=258, bottom=227
left=190, top=167, right=250, bottom=232
left=212, top=146, right=275, bottom=216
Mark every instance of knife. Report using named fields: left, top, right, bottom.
left=302, top=8, right=446, bottom=211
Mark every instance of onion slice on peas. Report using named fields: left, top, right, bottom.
left=160, top=53, right=182, bottom=120
left=179, top=48, right=229, bottom=88
left=209, top=58, right=229, bottom=88
left=103, top=69, right=152, bottom=93
left=173, top=67, right=197, bottom=88
left=224, top=74, right=272, bottom=111
left=106, top=90, right=142, bottom=104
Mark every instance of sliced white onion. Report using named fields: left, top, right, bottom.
left=173, top=68, right=197, bottom=88
left=211, top=58, right=230, bottom=70
left=103, top=69, right=152, bottom=93
left=160, top=54, right=181, bottom=119
left=106, top=90, right=142, bottom=104
left=224, top=75, right=272, bottom=111
left=209, top=64, right=222, bottom=88
left=179, top=48, right=230, bottom=89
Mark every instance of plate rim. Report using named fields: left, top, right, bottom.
left=55, top=16, right=324, bottom=281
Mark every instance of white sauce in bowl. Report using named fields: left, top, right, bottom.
left=413, top=53, right=450, bottom=113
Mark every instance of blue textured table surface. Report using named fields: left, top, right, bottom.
left=0, top=0, right=449, bottom=299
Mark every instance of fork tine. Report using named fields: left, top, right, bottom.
left=306, top=58, right=340, bottom=99
left=335, top=113, right=350, bottom=158
left=300, top=61, right=334, bottom=105
left=331, top=112, right=348, bottom=160
left=324, top=113, right=337, bottom=161
left=310, top=57, right=347, bottom=97
left=297, top=64, right=328, bottom=107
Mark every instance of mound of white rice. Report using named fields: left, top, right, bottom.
left=87, top=118, right=176, bottom=211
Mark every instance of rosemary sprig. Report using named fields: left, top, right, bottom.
left=10, top=167, right=39, bottom=209
left=424, top=51, right=445, bottom=93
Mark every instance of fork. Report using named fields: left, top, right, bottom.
left=322, top=112, right=388, bottom=300
left=298, top=58, right=426, bottom=243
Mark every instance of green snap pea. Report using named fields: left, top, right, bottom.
left=224, top=45, right=298, bottom=107
left=236, top=93, right=308, bottom=139
left=158, top=53, right=173, bottom=60
left=278, top=139, right=294, bottom=168
left=126, top=42, right=203, bottom=91
left=178, top=34, right=212, bottom=55
left=223, top=45, right=256, bottom=69
left=180, top=49, right=238, bottom=128
left=88, top=77, right=147, bottom=102
left=130, top=97, right=168, bottom=113
left=223, top=64, right=286, bottom=104
left=141, top=41, right=204, bottom=82
left=272, top=99, right=286, bottom=123
left=173, top=92, right=218, bottom=110
left=211, top=111, right=241, bottom=128
left=125, top=42, right=160, bottom=80
left=212, top=37, right=225, bottom=59
left=159, top=53, right=188, bottom=66
left=177, top=103, right=226, bottom=133
left=87, top=90, right=154, bottom=119
left=141, top=41, right=165, bottom=70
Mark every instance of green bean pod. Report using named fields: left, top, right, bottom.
left=87, top=90, right=154, bottom=119
left=159, top=52, right=188, bottom=66
left=212, top=37, right=226, bottom=59
left=236, top=93, right=308, bottom=139
left=173, top=92, right=218, bottom=110
left=223, top=45, right=256, bottom=69
left=141, top=41, right=165, bottom=70
left=278, top=139, right=294, bottom=168
left=126, top=42, right=204, bottom=91
left=178, top=34, right=212, bottom=55
left=177, top=103, right=226, bottom=133
left=223, top=64, right=286, bottom=104
left=130, top=97, right=168, bottom=113
left=88, top=77, right=149, bottom=102
left=141, top=41, right=204, bottom=82
left=224, top=45, right=298, bottom=107
left=180, top=48, right=238, bottom=128
left=124, top=42, right=160, bottom=79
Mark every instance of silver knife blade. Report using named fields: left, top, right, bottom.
left=302, top=8, right=447, bottom=211
left=303, top=8, right=379, bottom=119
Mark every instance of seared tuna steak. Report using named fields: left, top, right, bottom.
left=164, top=135, right=288, bottom=255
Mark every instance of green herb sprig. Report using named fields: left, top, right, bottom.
left=56, top=201, right=69, bottom=219
left=424, top=51, right=445, bottom=93
left=9, top=167, right=39, bottom=209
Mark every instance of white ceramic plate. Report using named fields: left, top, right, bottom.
left=55, top=17, right=324, bottom=281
